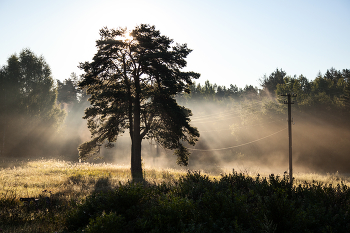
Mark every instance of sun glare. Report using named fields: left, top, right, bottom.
left=123, top=32, right=133, bottom=42
left=116, top=31, right=133, bottom=42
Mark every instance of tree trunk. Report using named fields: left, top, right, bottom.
left=131, top=134, right=142, bottom=181
left=130, top=79, right=143, bottom=181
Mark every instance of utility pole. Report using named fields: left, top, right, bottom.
left=281, top=93, right=297, bottom=185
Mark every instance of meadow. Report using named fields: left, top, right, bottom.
left=0, top=159, right=191, bottom=232
left=1, top=159, right=350, bottom=232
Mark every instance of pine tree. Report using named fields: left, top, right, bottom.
left=78, top=24, right=200, bottom=180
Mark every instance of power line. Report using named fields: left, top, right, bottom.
left=189, top=100, right=269, bottom=121
left=190, top=101, right=282, bottom=123
left=190, top=109, right=237, bottom=120
left=187, top=127, right=287, bottom=151
left=199, top=119, right=285, bottom=132
left=190, top=110, right=242, bottom=122
left=191, top=109, right=269, bottom=123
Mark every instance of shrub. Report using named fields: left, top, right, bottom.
left=63, top=171, right=350, bottom=233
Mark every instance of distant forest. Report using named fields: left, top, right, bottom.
left=1, top=49, right=350, bottom=172
left=179, top=67, right=350, bottom=110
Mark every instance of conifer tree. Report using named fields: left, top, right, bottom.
left=78, top=24, right=200, bottom=180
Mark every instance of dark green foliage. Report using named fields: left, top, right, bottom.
left=181, top=80, right=249, bottom=103
left=260, top=68, right=287, bottom=95
left=275, top=68, right=350, bottom=113
left=85, top=212, right=126, bottom=233
left=63, top=171, right=350, bottom=233
left=0, top=49, right=65, bottom=158
left=78, top=24, right=200, bottom=180
left=0, top=191, right=74, bottom=232
left=341, top=69, right=350, bottom=110
left=57, top=73, right=79, bottom=104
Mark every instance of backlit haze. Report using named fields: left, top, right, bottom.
left=1, top=0, right=349, bottom=88
left=1, top=0, right=350, bottom=175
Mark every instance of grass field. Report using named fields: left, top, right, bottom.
left=0, top=159, right=187, bottom=232
left=0, top=159, right=193, bottom=201
left=1, top=159, right=350, bottom=232
left=1, top=159, right=349, bottom=198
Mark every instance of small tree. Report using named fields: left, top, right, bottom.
left=78, top=24, right=200, bottom=180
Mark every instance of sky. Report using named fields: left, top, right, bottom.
left=0, top=0, right=349, bottom=89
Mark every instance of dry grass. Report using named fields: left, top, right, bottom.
left=0, top=159, right=193, bottom=201
left=293, top=171, right=350, bottom=187
left=219, top=166, right=350, bottom=188
left=1, top=159, right=349, bottom=200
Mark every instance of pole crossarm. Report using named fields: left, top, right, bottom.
left=281, top=93, right=297, bottom=185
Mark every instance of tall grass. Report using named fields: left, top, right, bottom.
left=0, top=159, right=189, bottom=232
left=0, top=159, right=194, bottom=199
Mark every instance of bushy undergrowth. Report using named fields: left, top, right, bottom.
left=0, top=159, right=188, bottom=232
left=1, top=160, right=350, bottom=232
left=0, top=190, right=75, bottom=232
left=64, top=170, right=350, bottom=233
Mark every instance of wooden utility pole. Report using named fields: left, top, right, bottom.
left=281, top=93, right=297, bottom=185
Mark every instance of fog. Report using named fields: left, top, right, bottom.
left=184, top=100, right=350, bottom=175
left=4, top=96, right=350, bottom=176
left=55, top=97, right=348, bottom=176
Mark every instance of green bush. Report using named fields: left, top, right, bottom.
left=63, top=171, right=350, bottom=233
left=85, top=212, right=126, bottom=233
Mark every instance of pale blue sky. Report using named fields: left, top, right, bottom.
left=1, top=0, right=349, bottom=88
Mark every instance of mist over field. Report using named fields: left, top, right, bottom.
left=1, top=49, right=349, bottom=176
left=2, top=87, right=350, bottom=176
left=162, top=100, right=350, bottom=174
left=66, top=96, right=350, bottom=175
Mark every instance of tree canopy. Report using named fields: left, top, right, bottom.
left=0, top=49, right=65, bottom=157
left=260, top=68, right=286, bottom=95
left=78, top=24, right=200, bottom=180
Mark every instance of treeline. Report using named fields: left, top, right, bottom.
left=180, top=68, right=350, bottom=114
left=178, top=67, right=350, bottom=128
left=179, top=80, right=259, bottom=102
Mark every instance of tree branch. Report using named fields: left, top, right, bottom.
left=141, top=111, right=155, bottom=139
